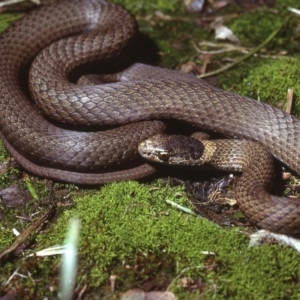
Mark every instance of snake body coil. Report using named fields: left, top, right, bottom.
left=0, top=0, right=300, bottom=232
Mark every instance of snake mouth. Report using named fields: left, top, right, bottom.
left=138, top=140, right=160, bottom=162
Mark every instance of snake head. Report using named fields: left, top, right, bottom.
left=138, top=134, right=205, bottom=165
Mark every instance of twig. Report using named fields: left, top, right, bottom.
left=165, top=199, right=200, bottom=217
left=288, top=7, right=300, bottom=16
left=286, top=88, right=294, bottom=114
left=0, top=204, right=56, bottom=262
left=0, top=0, right=25, bottom=8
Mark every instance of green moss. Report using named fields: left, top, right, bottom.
left=275, top=0, right=300, bottom=11
left=113, top=0, right=183, bottom=15
left=0, top=140, right=23, bottom=187
left=228, top=11, right=289, bottom=48
left=218, top=57, right=300, bottom=116
left=0, top=139, right=8, bottom=163
left=2, top=181, right=300, bottom=299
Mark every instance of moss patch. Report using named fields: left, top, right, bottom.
left=113, top=0, right=184, bottom=15
left=218, top=57, right=300, bottom=116
left=2, top=181, right=300, bottom=299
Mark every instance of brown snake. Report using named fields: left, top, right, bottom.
left=139, top=134, right=300, bottom=234
left=0, top=0, right=300, bottom=232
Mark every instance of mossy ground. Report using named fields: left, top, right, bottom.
left=2, top=181, right=300, bottom=299
left=1, top=0, right=300, bottom=299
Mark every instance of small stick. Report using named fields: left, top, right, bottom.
left=0, top=204, right=56, bottom=262
left=285, top=88, right=293, bottom=114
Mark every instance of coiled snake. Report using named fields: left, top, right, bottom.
left=0, top=0, right=299, bottom=233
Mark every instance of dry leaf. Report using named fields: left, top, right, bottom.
left=210, top=17, right=240, bottom=43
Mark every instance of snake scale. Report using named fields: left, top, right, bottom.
left=0, top=0, right=300, bottom=233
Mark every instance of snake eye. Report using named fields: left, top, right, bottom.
left=158, top=151, right=170, bottom=161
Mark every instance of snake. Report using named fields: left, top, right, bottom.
left=138, top=134, right=300, bottom=234
left=0, top=0, right=300, bottom=232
